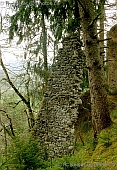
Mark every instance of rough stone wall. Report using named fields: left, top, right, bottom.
left=34, top=34, right=83, bottom=158
left=107, top=24, right=117, bottom=91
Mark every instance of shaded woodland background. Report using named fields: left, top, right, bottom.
left=0, top=0, right=117, bottom=170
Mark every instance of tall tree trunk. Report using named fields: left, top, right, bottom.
left=78, top=0, right=111, bottom=135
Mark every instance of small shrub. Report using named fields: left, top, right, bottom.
left=3, top=134, right=50, bottom=170
left=99, top=133, right=112, bottom=148
left=84, top=138, right=97, bottom=151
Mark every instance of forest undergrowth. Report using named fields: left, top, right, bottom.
left=0, top=93, right=117, bottom=170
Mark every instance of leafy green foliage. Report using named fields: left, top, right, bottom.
left=50, top=0, right=81, bottom=40
left=48, top=155, right=82, bottom=170
left=1, top=94, right=117, bottom=170
left=93, top=0, right=105, bottom=15
left=9, top=0, right=51, bottom=41
left=99, top=133, right=112, bottom=148
left=111, top=107, right=117, bottom=121
left=0, top=92, right=27, bottom=134
left=33, top=62, right=51, bottom=81
left=2, top=134, right=50, bottom=170
left=0, top=72, right=50, bottom=169
left=9, top=0, right=54, bottom=73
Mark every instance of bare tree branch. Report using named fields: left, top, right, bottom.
left=94, top=29, right=104, bottom=37
left=0, top=47, right=35, bottom=128
left=100, top=46, right=109, bottom=49
left=12, top=100, right=22, bottom=108
left=0, top=110, right=15, bottom=138
left=89, top=12, right=102, bottom=28
left=98, top=37, right=112, bottom=42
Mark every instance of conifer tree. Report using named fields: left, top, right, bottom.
left=78, top=0, right=111, bottom=134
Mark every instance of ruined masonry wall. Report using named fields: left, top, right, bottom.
left=107, top=24, right=117, bottom=91
left=35, top=34, right=83, bottom=158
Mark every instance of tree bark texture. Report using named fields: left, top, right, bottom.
left=78, top=0, right=111, bottom=134
left=99, top=0, right=105, bottom=62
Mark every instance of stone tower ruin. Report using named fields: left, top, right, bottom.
left=34, top=34, right=83, bottom=158
left=107, top=24, right=117, bottom=91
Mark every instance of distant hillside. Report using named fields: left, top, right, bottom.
left=0, top=59, right=26, bottom=93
